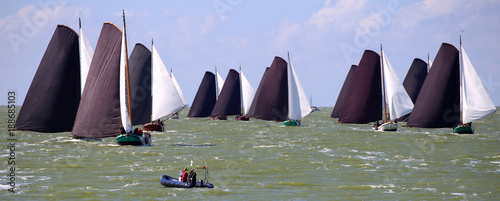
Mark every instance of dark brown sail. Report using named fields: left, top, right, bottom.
left=407, top=43, right=460, bottom=128
left=403, top=58, right=428, bottom=104
left=129, top=43, right=152, bottom=125
left=338, top=50, right=382, bottom=124
left=15, top=25, right=80, bottom=133
left=397, top=58, right=428, bottom=121
left=72, top=22, right=123, bottom=138
left=331, top=65, right=357, bottom=118
left=187, top=71, right=216, bottom=117
left=210, top=69, right=241, bottom=117
left=248, top=57, right=288, bottom=121
left=247, top=67, right=270, bottom=117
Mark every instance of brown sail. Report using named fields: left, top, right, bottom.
left=406, top=43, right=460, bottom=128
left=331, top=65, right=357, bottom=118
left=338, top=50, right=382, bottom=124
left=248, top=57, right=288, bottom=121
left=72, top=22, right=123, bottom=138
left=15, top=25, right=81, bottom=133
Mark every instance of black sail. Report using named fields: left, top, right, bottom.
left=248, top=57, right=288, bottom=121
left=403, top=58, right=428, bottom=104
left=210, top=69, right=241, bottom=117
left=129, top=43, right=152, bottom=125
left=407, top=43, right=460, bottom=128
left=397, top=58, right=428, bottom=121
left=331, top=65, right=357, bottom=118
left=247, top=67, right=270, bottom=117
left=72, top=23, right=123, bottom=138
left=338, top=50, right=382, bottom=124
left=187, top=71, right=216, bottom=117
left=15, top=25, right=81, bottom=133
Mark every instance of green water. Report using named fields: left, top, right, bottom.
left=1, top=106, right=499, bottom=200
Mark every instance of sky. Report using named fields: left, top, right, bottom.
left=1, top=0, right=500, bottom=107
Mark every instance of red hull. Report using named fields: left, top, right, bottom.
left=209, top=116, right=227, bottom=120
left=236, top=115, right=250, bottom=121
left=143, top=123, right=163, bottom=131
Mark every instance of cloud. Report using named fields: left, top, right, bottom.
left=308, top=0, right=368, bottom=32
left=393, top=0, right=483, bottom=31
left=268, top=21, right=301, bottom=51
left=0, top=14, right=14, bottom=32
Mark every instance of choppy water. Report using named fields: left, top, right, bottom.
left=1, top=106, right=499, bottom=200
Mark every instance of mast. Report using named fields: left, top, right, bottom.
left=151, top=37, right=154, bottom=121
left=239, top=65, right=244, bottom=115
left=459, top=33, right=464, bottom=124
left=215, top=65, right=219, bottom=98
left=123, top=9, right=132, bottom=123
left=380, top=44, right=388, bottom=123
left=287, top=51, right=291, bottom=119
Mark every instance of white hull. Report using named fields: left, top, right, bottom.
left=375, top=122, right=398, bottom=131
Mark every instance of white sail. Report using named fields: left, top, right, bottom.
left=215, top=68, right=225, bottom=97
left=240, top=68, right=255, bottom=115
left=427, top=56, right=432, bottom=71
left=287, top=55, right=312, bottom=120
left=382, top=50, right=414, bottom=120
left=171, top=71, right=188, bottom=106
left=151, top=44, right=185, bottom=120
left=79, top=26, right=94, bottom=94
left=460, top=46, right=496, bottom=124
left=119, top=29, right=132, bottom=133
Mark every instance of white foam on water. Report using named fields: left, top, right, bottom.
left=450, top=193, right=466, bottom=196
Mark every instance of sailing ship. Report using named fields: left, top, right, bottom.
left=374, top=45, right=414, bottom=131
left=187, top=72, right=217, bottom=117
left=210, top=69, right=241, bottom=120
left=71, top=10, right=151, bottom=145
left=338, top=50, right=382, bottom=124
left=397, top=58, right=428, bottom=121
left=283, top=52, right=312, bottom=126
left=406, top=43, right=461, bottom=128
left=247, top=57, right=289, bottom=121
left=142, top=40, right=186, bottom=131
left=116, top=10, right=152, bottom=145
left=15, top=25, right=81, bottom=133
left=331, top=65, right=357, bottom=118
left=246, top=54, right=310, bottom=124
left=310, top=95, right=321, bottom=112
left=208, top=67, right=255, bottom=121
left=454, top=36, right=496, bottom=134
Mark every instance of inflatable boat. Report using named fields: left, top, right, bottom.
left=160, top=175, right=214, bottom=188
left=160, top=166, right=214, bottom=188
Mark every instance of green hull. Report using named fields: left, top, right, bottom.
left=283, top=120, right=300, bottom=126
left=453, top=126, right=474, bottom=134
left=116, top=134, right=146, bottom=146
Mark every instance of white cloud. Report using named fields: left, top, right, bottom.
left=268, top=21, right=301, bottom=51
left=0, top=1, right=82, bottom=35
left=308, top=0, right=368, bottom=32
left=393, top=0, right=482, bottom=31
left=0, top=14, right=14, bottom=31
